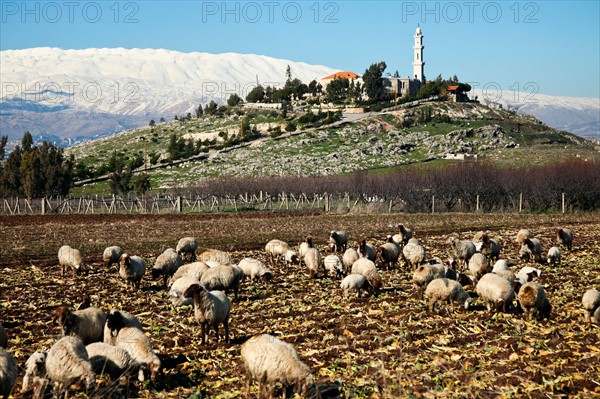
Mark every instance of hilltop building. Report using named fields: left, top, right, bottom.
left=319, top=71, right=362, bottom=90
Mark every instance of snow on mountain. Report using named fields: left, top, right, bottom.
left=472, top=89, right=600, bottom=141
left=0, top=47, right=337, bottom=145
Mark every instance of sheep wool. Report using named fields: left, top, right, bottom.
left=392, top=224, right=413, bottom=245
left=582, top=289, right=600, bottom=323
left=519, top=238, right=543, bottom=263
left=425, top=278, right=471, bottom=312
left=547, top=247, right=561, bottom=265
left=198, top=249, right=232, bottom=265
left=152, top=248, right=183, bottom=288
left=516, top=266, right=542, bottom=283
left=304, top=247, right=322, bottom=279
left=113, top=326, right=161, bottom=381
left=492, top=259, right=509, bottom=273
left=377, top=239, right=400, bottom=270
left=58, top=245, right=84, bottom=276
left=480, top=234, right=501, bottom=261
left=476, top=273, right=515, bottom=313
left=103, top=246, right=123, bottom=270
left=298, top=236, right=314, bottom=266
left=0, top=348, right=17, bottom=399
left=324, top=254, right=344, bottom=278
left=172, top=262, right=210, bottom=282
left=518, top=282, right=551, bottom=321
left=169, top=275, right=201, bottom=306
left=176, top=237, right=199, bottom=262
left=86, top=342, right=143, bottom=381
left=104, top=310, right=143, bottom=346
left=357, top=239, right=376, bottom=261
left=200, top=264, right=244, bottom=300
left=413, top=264, right=446, bottom=298
left=21, top=351, right=47, bottom=394
left=45, top=336, right=95, bottom=394
left=329, top=231, right=348, bottom=253
left=54, top=305, right=107, bottom=345
left=241, top=334, right=314, bottom=398
left=342, top=248, right=360, bottom=274
left=448, top=238, right=476, bottom=270
left=340, top=274, right=370, bottom=298
left=403, top=241, right=426, bottom=270
left=468, top=253, right=490, bottom=282
left=238, top=258, right=272, bottom=283
left=119, top=253, right=146, bottom=290
left=265, top=239, right=291, bottom=264
left=184, top=284, right=231, bottom=345
left=516, top=229, right=532, bottom=244
left=557, top=228, right=573, bottom=251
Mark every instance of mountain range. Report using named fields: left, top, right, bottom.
left=1, top=47, right=598, bottom=145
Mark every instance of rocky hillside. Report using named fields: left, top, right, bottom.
left=67, top=101, right=599, bottom=192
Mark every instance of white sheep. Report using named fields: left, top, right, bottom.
left=45, top=336, right=95, bottom=395
left=447, top=238, right=476, bottom=270
left=547, top=246, right=561, bottom=265
left=376, top=237, right=401, bottom=270
left=198, top=248, right=232, bottom=265
left=403, top=241, right=426, bottom=270
left=357, top=239, right=376, bottom=261
left=424, top=278, right=471, bottom=312
left=119, top=253, right=146, bottom=290
left=392, top=224, right=412, bottom=245
left=103, top=246, right=123, bottom=270
left=58, top=245, right=84, bottom=276
left=0, top=348, right=17, bottom=399
left=516, top=229, right=532, bottom=244
left=516, top=266, right=542, bottom=283
left=86, top=342, right=143, bottom=381
left=329, top=230, right=348, bottom=253
left=265, top=239, right=296, bottom=265
left=21, top=351, right=47, bottom=395
left=518, top=282, right=551, bottom=321
left=479, top=234, right=501, bottom=261
left=557, top=228, right=573, bottom=251
left=284, top=250, right=300, bottom=266
left=467, top=252, right=490, bottom=283
left=169, top=275, right=201, bottom=306
left=241, top=334, right=314, bottom=398
left=112, top=326, right=161, bottom=381
left=298, top=236, right=314, bottom=266
left=323, top=254, right=344, bottom=278
left=304, top=247, right=322, bottom=279
left=200, top=264, right=245, bottom=300
left=176, top=237, right=199, bottom=262
left=476, top=273, right=515, bottom=313
left=340, top=274, right=370, bottom=298
left=238, top=258, right=272, bottom=283
left=152, top=248, right=183, bottom=288
left=582, top=289, right=600, bottom=323
left=492, top=259, right=510, bottom=272
left=519, top=238, right=543, bottom=263
left=351, top=259, right=382, bottom=293
left=172, top=261, right=210, bottom=282
left=413, top=263, right=446, bottom=299
left=103, top=310, right=143, bottom=346
left=184, top=284, right=231, bottom=345
left=342, top=248, right=359, bottom=274
left=53, top=305, right=106, bottom=345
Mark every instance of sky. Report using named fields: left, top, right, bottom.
left=1, top=0, right=599, bottom=98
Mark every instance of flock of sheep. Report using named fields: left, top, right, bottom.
left=1, top=225, right=599, bottom=398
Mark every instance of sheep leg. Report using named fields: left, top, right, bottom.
left=162, top=274, right=168, bottom=289
left=223, top=319, right=230, bottom=343
left=200, top=322, right=207, bottom=345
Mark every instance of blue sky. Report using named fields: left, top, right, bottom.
left=1, top=0, right=599, bottom=98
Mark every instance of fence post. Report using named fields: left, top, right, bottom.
left=176, top=196, right=182, bottom=213
left=476, top=194, right=480, bottom=212
left=519, top=193, right=523, bottom=213
left=41, top=198, right=46, bottom=215
left=324, top=192, right=329, bottom=212
left=389, top=199, right=393, bottom=213
left=562, top=192, right=565, bottom=214
left=431, top=195, right=435, bottom=214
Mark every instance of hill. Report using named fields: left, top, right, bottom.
left=67, top=100, right=600, bottom=193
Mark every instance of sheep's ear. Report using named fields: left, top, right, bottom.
left=184, top=284, right=199, bottom=298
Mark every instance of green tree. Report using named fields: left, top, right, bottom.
left=227, top=94, right=243, bottom=107
left=1, top=146, right=22, bottom=196
left=325, top=78, right=350, bottom=102
left=20, top=149, right=43, bottom=198
left=196, top=104, right=204, bottom=117
left=204, top=100, right=218, bottom=115
left=149, top=119, right=155, bottom=127
left=246, top=85, right=265, bottom=103
left=362, top=61, right=387, bottom=102
left=285, top=65, right=292, bottom=83
left=0, top=135, right=7, bottom=159
left=285, top=121, right=297, bottom=132
left=21, top=131, right=33, bottom=152
left=133, top=173, right=151, bottom=195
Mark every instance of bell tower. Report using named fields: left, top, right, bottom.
left=413, top=26, right=425, bottom=82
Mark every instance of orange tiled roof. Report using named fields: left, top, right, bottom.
left=447, top=85, right=459, bottom=91
left=323, top=71, right=361, bottom=80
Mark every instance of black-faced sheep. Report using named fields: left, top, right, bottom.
left=547, top=247, right=561, bottom=266
left=376, top=237, right=400, bottom=270
left=518, top=282, right=551, bottom=321
left=447, top=238, right=476, bottom=270
left=392, top=224, right=413, bottom=245
left=476, top=273, right=515, bottom=313
left=103, top=310, right=143, bottom=346
left=176, top=237, right=199, bottom=262
left=582, top=289, right=600, bottom=324
left=357, top=239, right=376, bottom=262
left=424, top=278, right=471, bottom=312
left=184, top=284, right=231, bottom=345
left=0, top=348, right=17, bottom=399
left=557, top=228, right=573, bottom=251
left=119, top=253, right=146, bottom=290
left=53, top=305, right=106, bottom=345
left=324, top=254, right=344, bottom=278
left=103, top=246, right=123, bottom=270
left=45, top=336, right=95, bottom=395
left=340, top=274, right=371, bottom=298
left=478, top=234, right=501, bottom=261
left=516, top=266, right=542, bottom=283
left=329, top=231, right=348, bottom=253
left=519, top=238, right=543, bottom=263
left=152, top=248, right=183, bottom=288
left=241, top=334, right=314, bottom=398
left=58, top=245, right=84, bottom=276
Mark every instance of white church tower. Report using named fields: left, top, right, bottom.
left=413, top=26, right=425, bottom=82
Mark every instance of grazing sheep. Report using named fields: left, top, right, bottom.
left=176, top=237, right=199, bottom=262
left=519, top=238, right=543, bottom=263
left=0, top=348, right=17, bottom=399
left=518, top=282, right=551, bottom=321
left=238, top=258, right=272, bottom=283
left=119, top=253, right=146, bottom=290
left=329, top=231, right=348, bottom=253
left=403, top=241, right=426, bottom=270
left=582, top=289, right=600, bottom=323
left=54, top=305, right=106, bottom=345
left=172, top=261, right=210, bottom=282
left=103, top=246, right=123, bottom=270
left=112, top=327, right=161, bottom=381
left=492, top=259, right=510, bottom=273
left=45, top=336, right=95, bottom=395
left=547, top=246, right=561, bottom=266
left=357, top=239, right=376, bottom=262
left=241, top=334, right=314, bottom=399
left=593, top=308, right=600, bottom=324
left=304, top=248, right=323, bottom=279
left=21, top=351, right=47, bottom=395
left=298, top=236, right=314, bottom=266
left=152, top=248, right=183, bottom=288
left=200, top=264, right=244, bottom=300
left=377, top=237, right=401, bottom=270
left=0, top=323, right=6, bottom=349
left=424, top=278, right=471, bottom=312
left=284, top=250, right=300, bottom=266
left=324, top=254, right=344, bottom=278
left=342, top=248, right=359, bottom=274
left=448, top=238, right=476, bottom=270
left=516, top=266, right=542, bottom=284
left=413, top=263, right=446, bottom=299
left=184, top=284, right=231, bottom=345
left=516, top=229, right=532, bottom=244
left=467, top=253, right=490, bottom=283
left=479, top=234, right=501, bottom=261
left=340, top=274, right=371, bottom=298
left=58, top=245, right=84, bottom=276
left=392, top=224, right=413, bottom=245
left=265, top=239, right=296, bottom=265
left=86, top=342, right=143, bottom=381
left=351, top=259, right=382, bottom=293
left=476, top=273, right=515, bottom=313
left=198, top=249, right=232, bottom=265
left=169, top=276, right=201, bottom=306
left=557, top=228, right=573, bottom=251
left=103, top=310, right=143, bottom=346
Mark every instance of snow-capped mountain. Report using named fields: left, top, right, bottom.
left=472, top=89, right=599, bottom=141
left=0, top=47, right=337, bottom=145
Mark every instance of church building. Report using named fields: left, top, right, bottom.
left=382, top=26, right=425, bottom=97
